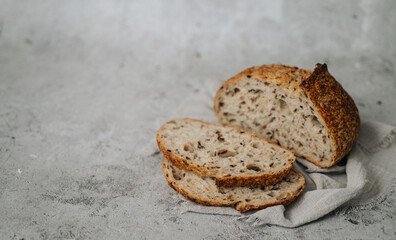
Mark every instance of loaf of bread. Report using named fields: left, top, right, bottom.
left=157, top=118, right=295, bottom=187
left=214, top=63, right=360, bottom=168
left=162, top=158, right=305, bottom=213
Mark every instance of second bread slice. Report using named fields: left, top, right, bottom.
left=157, top=118, right=295, bottom=187
left=162, top=158, right=305, bottom=213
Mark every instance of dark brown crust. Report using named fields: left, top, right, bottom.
left=214, top=64, right=360, bottom=168
left=156, top=118, right=295, bottom=187
left=300, top=64, right=360, bottom=167
left=215, top=162, right=293, bottom=187
left=162, top=158, right=305, bottom=213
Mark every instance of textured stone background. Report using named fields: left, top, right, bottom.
left=0, top=0, right=395, bottom=239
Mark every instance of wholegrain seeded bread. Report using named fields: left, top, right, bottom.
left=214, top=63, right=360, bottom=168
left=162, top=158, right=305, bottom=213
left=157, top=118, right=295, bottom=187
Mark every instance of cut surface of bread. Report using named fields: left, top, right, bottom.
left=214, top=63, right=360, bottom=168
left=162, top=158, right=305, bottom=213
left=157, top=118, right=295, bottom=187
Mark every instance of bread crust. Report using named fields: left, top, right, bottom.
left=157, top=118, right=295, bottom=187
left=162, top=158, right=305, bottom=213
left=300, top=64, right=360, bottom=167
left=214, top=63, right=360, bottom=168
left=215, top=167, right=291, bottom=188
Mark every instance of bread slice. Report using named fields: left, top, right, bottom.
left=214, top=63, right=360, bottom=168
left=157, top=118, right=295, bottom=187
left=162, top=158, right=305, bottom=213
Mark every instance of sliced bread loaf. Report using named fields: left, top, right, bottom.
left=162, top=158, right=305, bottom=213
left=157, top=118, right=295, bottom=187
left=214, top=63, right=360, bottom=168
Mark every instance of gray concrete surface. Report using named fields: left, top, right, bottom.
left=0, top=0, right=395, bottom=239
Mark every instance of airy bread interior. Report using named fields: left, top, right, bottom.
left=215, top=75, right=336, bottom=167
left=157, top=119, right=295, bottom=185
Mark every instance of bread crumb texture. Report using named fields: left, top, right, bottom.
left=157, top=118, right=295, bottom=187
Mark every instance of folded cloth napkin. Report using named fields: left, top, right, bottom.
left=148, top=78, right=396, bottom=227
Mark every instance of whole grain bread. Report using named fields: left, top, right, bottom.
left=162, top=158, right=305, bottom=213
left=214, top=63, right=360, bottom=168
left=157, top=118, right=295, bottom=187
